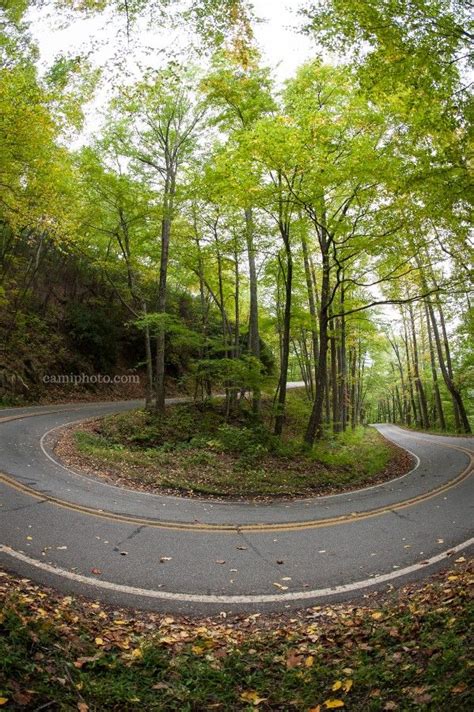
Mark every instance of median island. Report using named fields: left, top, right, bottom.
left=54, top=392, right=412, bottom=500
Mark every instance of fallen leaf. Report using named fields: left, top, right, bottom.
left=371, top=611, right=383, bottom=620
left=383, top=703, right=398, bottom=710
left=91, top=568, right=102, bottom=575
left=324, top=700, right=344, bottom=709
left=95, top=637, right=104, bottom=646
left=12, top=690, right=33, bottom=706
left=77, top=703, right=89, bottom=712
left=74, top=654, right=102, bottom=668
left=159, top=557, right=172, bottom=563
left=342, top=679, right=353, bottom=693
left=332, top=681, right=342, bottom=691
left=215, top=560, right=226, bottom=565
left=305, top=655, right=314, bottom=667
left=240, top=690, right=266, bottom=705
left=451, top=682, right=467, bottom=694
left=273, top=582, right=288, bottom=590
left=286, top=651, right=303, bottom=668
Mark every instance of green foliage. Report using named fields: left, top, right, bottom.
left=65, top=303, right=118, bottom=371
left=3, top=563, right=471, bottom=711
left=311, top=427, right=392, bottom=476
left=193, top=356, right=265, bottom=394
left=71, top=393, right=396, bottom=498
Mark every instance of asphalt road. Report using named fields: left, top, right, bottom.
left=0, top=398, right=472, bottom=615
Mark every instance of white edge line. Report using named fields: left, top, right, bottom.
left=39, top=419, right=421, bottom=506
left=0, top=539, right=472, bottom=604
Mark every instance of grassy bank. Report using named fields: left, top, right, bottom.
left=57, top=393, right=409, bottom=499
left=0, top=561, right=472, bottom=710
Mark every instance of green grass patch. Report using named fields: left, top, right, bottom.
left=65, top=393, right=403, bottom=499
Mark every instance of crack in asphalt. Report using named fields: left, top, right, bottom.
left=1, top=405, right=472, bottom=613
left=113, top=525, right=146, bottom=550
left=1, top=499, right=48, bottom=513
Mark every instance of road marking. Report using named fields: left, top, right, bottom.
left=0, top=446, right=471, bottom=532
left=36, top=420, right=421, bottom=503
left=0, top=410, right=61, bottom=423
left=1, top=410, right=472, bottom=531
left=0, top=539, right=472, bottom=604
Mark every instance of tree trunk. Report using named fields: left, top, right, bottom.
left=301, top=232, right=319, bottom=396
left=427, top=300, right=471, bottom=433
left=143, top=302, right=154, bottom=410
left=424, top=301, right=446, bottom=430
left=330, top=322, right=338, bottom=433
left=245, top=207, right=261, bottom=413
left=338, top=284, right=347, bottom=431
left=402, top=315, right=419, bottom=426
left=155, top=176, right=175, bottom=414
left=274, top=243, right=293, bottom=436
left=304, top=242, right=330, bottom=445
left=408, top=303, right=430, bottom=429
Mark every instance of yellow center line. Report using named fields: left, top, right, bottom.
left=0, top=412, right=472, bottom=533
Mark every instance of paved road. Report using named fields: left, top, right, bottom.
left=0, top=399, right=472, bottom=614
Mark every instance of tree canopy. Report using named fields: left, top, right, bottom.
left=1, top=0, right=472, bottom=437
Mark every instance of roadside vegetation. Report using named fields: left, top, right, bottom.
left=0, top=561, right=472, bottom=711
left=58, top=392, right=408, bottom=499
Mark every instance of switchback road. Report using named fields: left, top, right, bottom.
left=0, top=399, right=472, bottom=614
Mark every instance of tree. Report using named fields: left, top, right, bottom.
left=110, top=66, right=204, bottom=411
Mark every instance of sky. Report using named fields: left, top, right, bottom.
left=25, top=1, right=403, bottom=327
left=26, top=1, right=316, bottom=145
left=29, top=0, right=316, bottom=82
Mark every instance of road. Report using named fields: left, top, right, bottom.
left=0, top=399, right=472, bottom=615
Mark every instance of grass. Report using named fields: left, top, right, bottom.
left=0, top=561, right=472, bottom=710
left=60, top=392, right=407, bottom=499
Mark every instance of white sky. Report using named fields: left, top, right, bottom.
left=28, top=1, right=315, bottom=81
left=27, top=1, right=316, bottom=144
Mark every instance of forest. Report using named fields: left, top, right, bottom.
left=1, top=0, right=472, bottom=448
left=1, top=3, right=474, bottom=710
